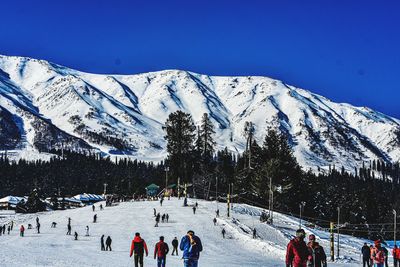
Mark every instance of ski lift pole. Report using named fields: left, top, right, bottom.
left=330, top=222, right=335, bottom=261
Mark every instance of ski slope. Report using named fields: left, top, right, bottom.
left=0, top=198, right=366, bottom=266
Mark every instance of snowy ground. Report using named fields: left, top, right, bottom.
left=0, top=198, right=368, bottom=267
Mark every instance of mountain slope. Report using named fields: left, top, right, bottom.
left=0, top=55, right=399, bottom=171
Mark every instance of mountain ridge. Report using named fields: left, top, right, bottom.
left=0, top=54, right=399, bottom=172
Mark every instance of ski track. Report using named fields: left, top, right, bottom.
left=0, top=198, right=367, bottom=266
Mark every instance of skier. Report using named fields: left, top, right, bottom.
left=92, top=205, right=95, bottom=212
left=67, top=223, right=72, bottom=235
left=155, top=213, right=161, bottom=227
left=7, top=225, right=10, bottom=235
left=130, top=232, right=149, bottom=267
left=162, top=214, right=166, bottom=223
left=192, top=206, right=196, bottom=215
left=195, top=202, right=198, bottom=208
left=371, top=240, right=386, bottom=267
left=253, top=228, right=257, bottom=239
left=154, top=208, right=157, bottom=217
left=216, top=209, right=219, bottom=217
left=85, top=226, right=89, bottom=236
left=93, top=214, right=97, bottom=223
left=20, top=225, right=25, bottom=237
left=307, top=234, right=326, bottom=267
left=51, top=222, right=57, bottom=228
left=361, top=243, right=371, bottom=267
left=171, top=237, right=179, bottom=256
left=285, top=229, right=310, bottom=267
left=154, top=236, right=169, bottom=267
left=166, top=214, right=169, bottom=223
left=100, top=204, right=103, bottom=210
left=180, top=230, right=203, bottom=267
left=74, top=231, right=78, bottom=240
left=106, top=236, right=112, bottom=251
left=213, top=218, right=217, bottom=226
left=160, top=198, right=164, bottom=206
left=222, top=228, right=226, bottom=238
left=36, top=222, right=40, bottom=234
left=393, top=245, right=400, bottom=267
left=101, top=235, right=106, bottom=251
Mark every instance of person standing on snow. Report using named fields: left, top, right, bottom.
left=101, top=235, right=105, bottom=251
left=85, top=226, right=89, bottom=236
left=171, top=237, right=179, bottom=256
left=371, top=240, right=386, bottom=267
left=192, top=206, right=196, bottom=215
left=382, top=246, right=389, bottom=267
left=130, top=232, right=149, bottom=267
left=307, top=234, right=326, bottom=267
left=180, top=230, right=203, bottom=267
left=154, top=208, right=157, bottom=217
left=93, top=214, right=97, bottom=223
left=166, top=214, right=169, bottom=223
left=286, top=229, right=310, bottom=267
left=67, top=223, right=72, bottom=235
left=7, top=225, right=10, bottom=235
left=361, top=243, right=371, bottom=267
left=222, top=228, right=226, bottom=239
left=253, top=228, right=257, bottom=239
left=92, top=205, right=95, bottom=212
left=74, top=231, right=78, bottom=240
left=213, top=218, right=217, bottom=226
left=20, top=225, right=25, bottom=237
left=36, top=222, right=40, bottom=234
left=154, top=236, right=169, bottom=267
left=392, top=245, right=400, bottom=267
left=155, top=213, right=161, bottom=227
left=106, top=236, right=112, bottom=251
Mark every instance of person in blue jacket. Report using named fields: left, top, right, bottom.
left=180, top=230, right=203, bottom=267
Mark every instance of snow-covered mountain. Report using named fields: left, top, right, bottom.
left=0, top=55, right=399, bottom=171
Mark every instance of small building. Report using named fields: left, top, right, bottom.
left=145, top=183, right=160, bottom=197
left=73, top=193, right=104, bottom=205
left=0, top=196, right=27, bottom=210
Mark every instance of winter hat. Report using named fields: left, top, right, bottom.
left=374, top=239, right=381, bottom=246
left=187, top=230, right=195, bottom=235
left=296, top=229, right=306, bottom=238
left=309, top=234, right=316, bottom=241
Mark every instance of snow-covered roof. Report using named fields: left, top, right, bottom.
left=0, top=196, right=27, bottom=205
left=73, top=193, right=104, bottom=202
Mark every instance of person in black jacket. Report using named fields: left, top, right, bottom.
left=101, top=235, right=105, bottom=251
left=361, top=243, right=371, bottom=267
left=171, top=237, right=179, bottom=256
left=106, top=236, right=112, bottom=251
left=307, top=234, right=326, bottom=267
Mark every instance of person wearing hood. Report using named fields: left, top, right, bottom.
left=130, top=232, right=148, bottom=267
left=307, top=234, right=326, bottom=267
left=371, top=240, right=386, bottom=267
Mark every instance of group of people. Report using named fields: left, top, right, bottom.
left=0, top=222, right=11, bottom=235
left=128, top=231, right=203, bottom=267
left=361, top=240, right=397, bottom=267
left=285, top=229, right=327, bottom=267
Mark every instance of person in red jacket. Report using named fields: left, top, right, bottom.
left=286, top=229, right=310, bottom=267
left=393, top=245, right=400, bottom=267
left=371, top=240, right=385, bottom=267
left=20, top=225, right=25, bottom=237
left=154, top=236, right=169, bottom=267
left=130, top=232, right=149, bottom=267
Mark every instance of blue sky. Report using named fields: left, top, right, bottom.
left=1, top=0, right=399, bottom=118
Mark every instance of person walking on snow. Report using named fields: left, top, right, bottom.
left=307, top=234, right=327, bottom=267
left=130, top=232, right=149, bottom=267
left=382, top=246, right=389, bottom=267
left=285, top=229, right=310, bottom=267
left=253, top=228, right=257, bottom=239
left=85, top=225, right=89, bottom=236
left=93, top=214, right=97, bottom=223
left=20, top=225, right=25, bottom=237
left=106, top=236, right=112, bottom=251
left=36, top=222, right=40, bottom=234
left=74, top=231, right=78, bottom=240
left=92, top=205, right=95, bottom=212
left=7, top=225, right=10, bottom=235
left=222, top=228, right=226, bottom=239
left=166, top=214, right=169, bottom=223
left=67, top=223, right=72, bottom=235
left=371, top=240, right=386, bottom=267
left=101, top=235, right=105, bottom=251
left=155, top=213, right=161, bottom=227
left=393, top=245, right=400, bottom=267
left=171, top=237, right=179, bottom=256
left=213, top=218, right=217, bottom=226
left=154, top=208, right=157, bottom=217
left=154, top=236, right=169, bottom=267
left=180, top=230, right=203, bottom=267
left=361, top=243, right=371, bottom=267
left=192, top=206, right=196, bottom=215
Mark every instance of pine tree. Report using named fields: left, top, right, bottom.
left=164, top=111, right=196, bottom=184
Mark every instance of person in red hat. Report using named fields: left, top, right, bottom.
left=307, top=234, right=327, bottom=267
left=286, top=229, right=310, bottom=267
left=371, top=240, right=386, bottom=267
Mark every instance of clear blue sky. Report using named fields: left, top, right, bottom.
left=1, top=0, right=399, bottom=118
